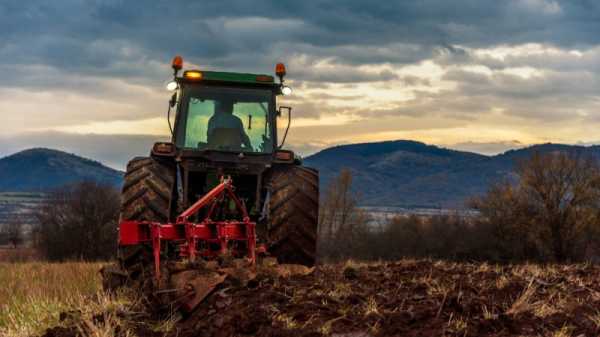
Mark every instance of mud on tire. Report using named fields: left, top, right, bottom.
left=267, top=165, right=319, bottom=266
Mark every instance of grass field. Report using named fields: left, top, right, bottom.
left=0, top=262, right=120, bottom=337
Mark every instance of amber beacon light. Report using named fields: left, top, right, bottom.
left=275, top=63, right=286, bottom=78
left=172, top=55, right=183, bottom=71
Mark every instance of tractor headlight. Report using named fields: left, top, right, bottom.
left=281, top=86, right=292, bottom=96
left=166, top=81, right=178, bottom=91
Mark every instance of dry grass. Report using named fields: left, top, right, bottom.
left=0, top=261, right=131, bottom=337
left=273, top=313, right=299, bottom=329
left=363, top=296, right=380, bottom=316
left=506, top=278, right=539, bottom=315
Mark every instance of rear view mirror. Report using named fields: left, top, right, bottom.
left=169, top=93, right=177, bottom=108
left=278, top=106, right=292, bottom=149
left=167, top=93, right=178, bottom=136
left=277, top=106, right=291, bottom=117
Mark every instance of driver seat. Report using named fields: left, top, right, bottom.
left=207, top=128, right=243, bottom=151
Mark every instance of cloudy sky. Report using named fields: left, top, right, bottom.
left=2, top=0, right=600, bottom=169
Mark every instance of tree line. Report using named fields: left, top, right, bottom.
left=1, top=181, right=120, bottom=261
left=318, top=151, right=600, bottom=263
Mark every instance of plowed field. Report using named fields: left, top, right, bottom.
left=41, top=260, right=600, bottom=337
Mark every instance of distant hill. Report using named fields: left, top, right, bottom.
left=3, top=142, right=600, bottom=208
left=304, top=140, right=600, bottom=208
left=0, top=148, right=123, bottom=191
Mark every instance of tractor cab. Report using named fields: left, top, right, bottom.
left=174, top=74, right=276, bottom=154
left=148, top=56, right=298, bottom=220
left=153, top=56, right=294, bottom=164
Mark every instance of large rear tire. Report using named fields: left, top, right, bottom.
left=267, top=165, right=319, bottom=266
left=120, top=157, right=176, bottom=222
left=103, top=157, right=175, bottom=296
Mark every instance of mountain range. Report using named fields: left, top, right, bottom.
left=1, top=141, right=599, bottom=208
left=0, top=148, right=122, bottom=191
left=303, top=140, right=600, bottom=208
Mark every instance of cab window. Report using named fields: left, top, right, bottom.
left=177, top=87, right=273, bottom=153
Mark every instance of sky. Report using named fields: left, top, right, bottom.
left=2, top=0, right=600, bottom=169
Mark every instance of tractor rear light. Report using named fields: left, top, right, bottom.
left=152, top=142, right=175, bottom=155
left=172, top=56, right=183, bottom=71
left=184, top=71, right=203, bottom=80
left=275, top=150, right=294, bottom=161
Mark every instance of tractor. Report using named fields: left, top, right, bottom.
left=103, top=56, right=319, bottom=312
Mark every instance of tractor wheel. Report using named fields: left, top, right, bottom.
left=267, top=165, right=319, bottom=266
left=120, top=157, right=176, bottom=222
left=103, top=157, right=175, bottom=296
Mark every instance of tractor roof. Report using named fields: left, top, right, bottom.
left=178, top=70, right=276, bottom=86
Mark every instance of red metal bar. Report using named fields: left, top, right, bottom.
left=177, top=178, right=232, bottom=222
left=119, top=220, right=150, bottom=245
left=246, top=221, right=256, bottom=263
left=151, top=224, right=162, bottom=281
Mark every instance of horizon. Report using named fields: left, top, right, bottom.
left=3, top=1, right=600, bottom=169
left=3, top=139, right=599, bottom=171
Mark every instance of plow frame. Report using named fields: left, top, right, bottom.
left=119, top=178, right=256, bottom=280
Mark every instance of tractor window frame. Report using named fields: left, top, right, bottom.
left=174, top=84, right=277, bottom=154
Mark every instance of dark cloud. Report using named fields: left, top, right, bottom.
left=440, top=68, right=600, bottom=121
left=1, top=0, right=598, bottom=100
left=3, top=1, right=600, bottom=80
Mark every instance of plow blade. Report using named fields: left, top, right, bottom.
left=169, top=270, right=228, bottom=312
left=102, top=258, right=315, bottom=314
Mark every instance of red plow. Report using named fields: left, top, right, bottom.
left=119, top=177, right=257, bottom=282
left=105, top=178, right=267, bottom=312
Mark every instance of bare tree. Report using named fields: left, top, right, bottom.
left=6, top=221, right=24, bottom=248
left=318, top=169, right=371, bottom=261
left=35, top=181, right=120, bottom=261
left=471, top=151, right=600, bottom=262
left=319, top=169, right=356, bottom=238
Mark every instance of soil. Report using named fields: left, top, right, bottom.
left=41, top=260, right=600, bottom=337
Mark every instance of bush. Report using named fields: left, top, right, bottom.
left=319, top=151, right=600, bottom=263
left=317, top=169, right=371, bottom=261
left=471, top=151, right=600, bottom=262
left=34, top=181, right=119, bottom=261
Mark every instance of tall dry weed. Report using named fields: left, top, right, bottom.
left=0, top=262, right=119, bottom=337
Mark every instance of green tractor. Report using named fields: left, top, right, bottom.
left=109, top=57, right=319, bottom=307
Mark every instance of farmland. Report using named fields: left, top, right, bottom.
left=0, top=192, right=44, bottom=228
left=0, top=262, right=109, bottom=337
left=3, top=260, right=600, bottom=337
